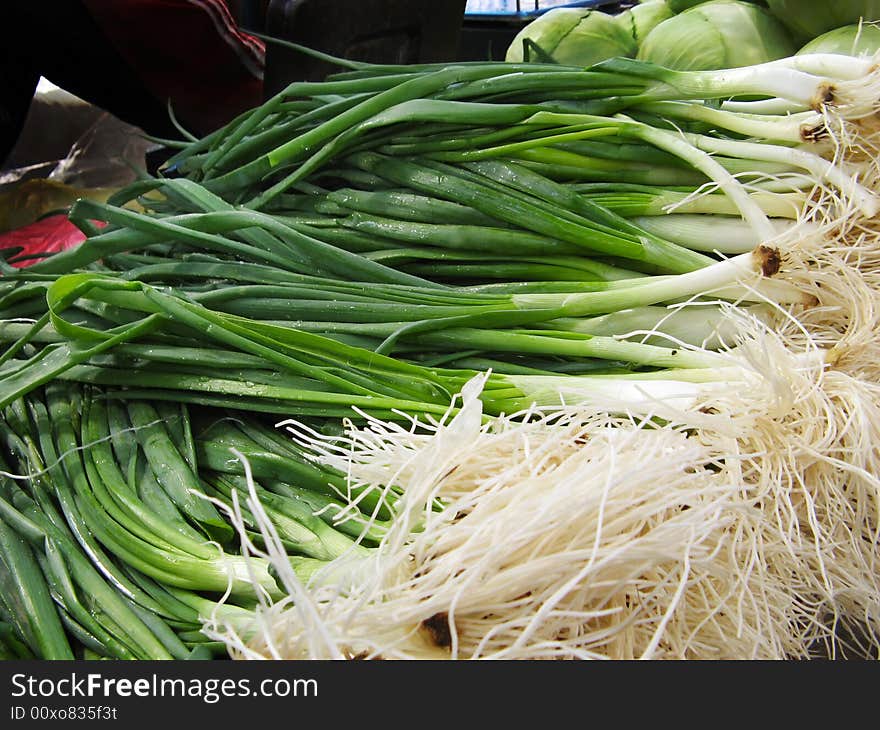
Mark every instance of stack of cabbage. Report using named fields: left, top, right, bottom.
left=2, top=3, right=880, bottom=661
left=507, top=0, right=880, bottom=70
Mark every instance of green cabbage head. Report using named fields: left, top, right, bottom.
left=637, top=0, right=797, bottom=71
left=505, top=8, right=637, bottom=66
left=797, top=22, right=880, bottom=56
left=766, top=1, right=880, bottom=44
left=614, top=1, right=675, bottom=46
left=666, top=0, right=763, bottom=10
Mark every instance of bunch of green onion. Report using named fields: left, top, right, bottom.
left=2, top=41, right=879, bottom=659
left=0, top=381, right=388, bottom=659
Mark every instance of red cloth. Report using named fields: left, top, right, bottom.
left=0, top=215, right=99, bottom=267
left=80, top=0, right=266, bottom=134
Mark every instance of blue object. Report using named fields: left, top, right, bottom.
left=464, top=1, right=609, bottom=18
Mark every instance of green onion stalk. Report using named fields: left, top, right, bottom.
left=187, top=49, right=880, bottom=276
left=0, top=240, right=790, bottom=425
left=153, top=50, right=880, bottom=206
left=0, top=382, right=379, bottom=659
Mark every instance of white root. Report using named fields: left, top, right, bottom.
left=204, top=313, right=879, bottom=659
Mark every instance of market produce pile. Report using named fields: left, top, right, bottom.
left=2, top=0, right=880, bottom=660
